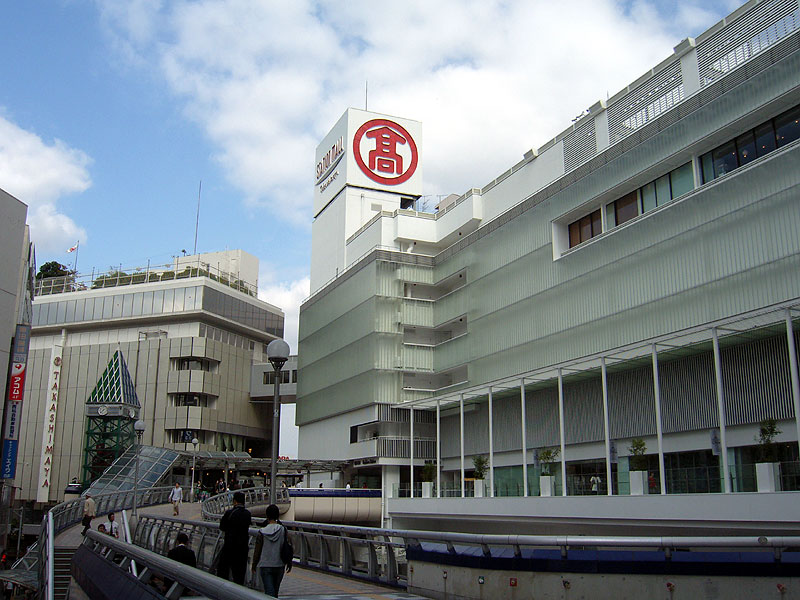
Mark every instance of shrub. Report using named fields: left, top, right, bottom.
left=628, top=438, right=648, bottom=471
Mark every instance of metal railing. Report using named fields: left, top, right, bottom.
left=77, top=530, right=267, bottom=600
left=200, top=486, right=289, bottom=521
left=133, top=513, right=800, bottom=595
left=35, top=259, right=258, bottom=297
left=134, top=515, right=406, bottom=588
left=34, top=486, right=175, bottom=600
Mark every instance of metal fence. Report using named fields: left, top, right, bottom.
left=34, top=486, right=175, bottom=600
left=134, top=513, right=800, bottom=596
left=200, top=487, right=289, bottom=521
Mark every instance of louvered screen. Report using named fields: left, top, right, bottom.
left=563, top=118, right=597, bottom=173
left=697, top=0, right=798, bottom=87
left=607, top=61, right=684, bottom=144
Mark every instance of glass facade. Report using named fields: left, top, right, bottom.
left=33, top=285, right=203, bottom=326
left=32, top=282, right=283, bottom=337
left=202, top=287, right=283, bottom=337
left=612, top=161, right=694, bottom=229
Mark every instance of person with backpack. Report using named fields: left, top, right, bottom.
left=251, top=504, right=292, bottom=596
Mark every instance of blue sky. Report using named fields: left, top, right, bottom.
left=1, top=0, right=739, bottom=455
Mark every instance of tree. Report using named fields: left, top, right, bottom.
left=420, top=462, right=437, bottom=483
left=755, top=419, right=781, bottom=463
left=538, top=447, right=560, bottom=476
left=36, top=261, right=70, bottom=280
left=628, top=438, right=648, bottom=471
left=472, top=455, right=489, bottom=479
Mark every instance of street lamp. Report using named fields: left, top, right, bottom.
left=190, top=437, right=199, bottom=502
left=267, top=339, right=290, bottom=505
left=133, top=420, right=146, bottom=517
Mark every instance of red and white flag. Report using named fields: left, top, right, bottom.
left=66, top=243, right=78, bottom=253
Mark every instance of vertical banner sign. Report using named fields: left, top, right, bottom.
left=37, top=342, right=64, bottom=502
left=1, top=325, right=31, bottom=479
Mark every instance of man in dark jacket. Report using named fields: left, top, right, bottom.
left=164, top=533, right=197, bottom=595
left=217, top=491, right=252, bottom=584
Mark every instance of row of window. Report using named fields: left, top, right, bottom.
left=32, top=284, right=284, bottom=339
left=33, top=285, right=204, bottom=326
left=567, top=102, right=800, bottom=250
left=701, top=103, right=800, bottom=183
left=262, top=369, right=297, bottom=385
left=171, top=393, right=218, bottom=408
left=198, top=323, right=257, bottom=351
left=173, top=357, right=218, bottom=373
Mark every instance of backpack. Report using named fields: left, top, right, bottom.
left=280, top=525, right=294, bottom=567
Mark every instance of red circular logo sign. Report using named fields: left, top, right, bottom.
left=353, top=119, right=418, bottom=185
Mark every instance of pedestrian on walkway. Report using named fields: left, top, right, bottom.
left=163, top=532, right=198, bottom=596
left=251, top=504, right=291, bottom=597
left=170, top=483, right=183, bottom=516
left=106, top=512, right=119, bottom=538
left=81, top=493, right=96, bottom=535
left=217, top=491, right=252, bottom=584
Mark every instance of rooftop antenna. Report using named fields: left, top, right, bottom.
left=365, top=80, right=368, bottom=111
left=193, top=181, right=201, bottom=255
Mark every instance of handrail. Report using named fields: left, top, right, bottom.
left=32, top=486, right=175, bottom=600
left=200, top=486, right=289, bottom=521
left=79, top=530, right=267, bottom=600
left=135, top=513, right=800, bottom=592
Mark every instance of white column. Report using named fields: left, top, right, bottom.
left=601, top=357, right=612, bottom=495
left=558, top=369, right=567, bottom=496
left=711, top=328, right=731, bottom=494
left=786, top=310, right=800, bottom=457
left=460, top=394, right=465, bottom=498
left=488, top=387, right=495, bottom=498
left=520, top=380, right=528, bottom=497
left=436, top=400, right=441, bottom=498
left=652, top=344, right=667, bottom=495
left=410, top=407, right=415, bottom=499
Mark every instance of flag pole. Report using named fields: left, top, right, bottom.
left=73, top=241, right=79, bottom=274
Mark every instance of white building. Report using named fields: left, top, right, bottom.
left=299, top=0, right=800, bottom=534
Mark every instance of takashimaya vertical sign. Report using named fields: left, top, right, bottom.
left=1, top=324, right=31, bottom=479
left=37, top=339, right=64, bottom=502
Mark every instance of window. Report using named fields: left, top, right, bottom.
left=711, top=141, right=737, bottom=178
left=292, top=370, right=298, bottom=383
left=669, top=162, right=693, bottom=199
left=775, top=105, right=800, bottom=148
left=281, top=370, right=290, bottom=384
left=700, top=103, right=799, bottom=183
left=263, top=371, right=275, bottom=385
left=568, top=208, right=602, bottom=248
left=614, top=191, right=638, bottom=226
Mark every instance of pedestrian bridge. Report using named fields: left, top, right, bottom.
left=7, top=485, right=800, bottom=600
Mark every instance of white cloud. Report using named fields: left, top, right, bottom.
left=0, top=114, right=91, bottom=254
left=98, top=0, right=707, bottom=225
left=257, top=272, right=310, bottom=355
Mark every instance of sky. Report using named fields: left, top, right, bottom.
left=0, top=0, right=740, bottom=456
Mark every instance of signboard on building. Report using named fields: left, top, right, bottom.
left=37, top=342, right=64, bottom=502
left=1, top=324, right=31, bottom=479
left=313, top=108, right=422, bottom=218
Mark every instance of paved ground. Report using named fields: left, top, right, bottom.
left=61, top=502, right=429, bottom=599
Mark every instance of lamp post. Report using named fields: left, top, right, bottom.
left=190, top=437, right=199, bottom=502
left=133, top=420, right=146, bottom=517
left=267, top=339, right=290, bottom=505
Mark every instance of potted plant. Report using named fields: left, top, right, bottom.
left=472, top=455, right=489, bottom=497
left=627, top=438, right=649, bottom=495
left=420, top=462, right=437, bottom=498
left=755, top=419, right=782, bottom=493
left=538, top=447, right=559, bottom=496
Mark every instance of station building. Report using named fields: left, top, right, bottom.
left=298, top=0, right=800, bottom=529
left=14, top=250, right=285, bottom=503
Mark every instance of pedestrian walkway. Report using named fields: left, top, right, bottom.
left=63, top=502, right=430, bottom=599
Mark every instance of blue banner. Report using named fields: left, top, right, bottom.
left=1, top=439, right=18, bottom=479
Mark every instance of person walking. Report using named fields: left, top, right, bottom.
left=251, top=504, right=291, bottom=597
left=81, top=493, right=96, bottom=535
left=217, top=491, right=252, bottom=584
left=590, top=474, right=602, bottom=495
left=170, top=483, right=183, bottom=516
